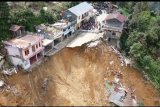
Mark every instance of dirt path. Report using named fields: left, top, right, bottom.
left=0, top=40, right=159, bottom=106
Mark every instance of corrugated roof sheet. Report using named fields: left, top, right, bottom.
left=68, top=2, right=93, bottom=16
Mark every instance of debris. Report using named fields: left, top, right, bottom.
left=2, top=85, right=21, bottom=96
left=109, top=61, right=114, bottom=65
left=87, top=40, right=100, bottom=47
left=0, top=55, right=5, bottom=69
left=114, top=76, right=120, bottom=83
left=142, top=71, right=149, bottom=81
left=2, top=67, right=17, bottom=76
left=42, top=78, right=49, bottom=91
left=124, top=58, right=132, bottom=66
left=0, top=80, right=5, bottom=88
left=105, top=73, right=138, bottom=106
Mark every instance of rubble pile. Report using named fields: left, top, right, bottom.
left=0, top=80, right=5, bottom=88
left=0, top=80, right=21, bottom=96
left=110, top=46, right=132, bottom=67
left=87, top=40, right=100, bottom=48
left=105, top=71, right=139, bottom=106
left=1, top=67, right=17, bottom=76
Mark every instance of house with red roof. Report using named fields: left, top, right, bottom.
left=102, top=12, right=128, bottom=49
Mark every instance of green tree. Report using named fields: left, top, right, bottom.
left=120, top=2, right=160, bottom=88
left=0, top=2, right=10, bottom=42
left=39, top=9, right=55, bottom=24
left=129, top=42, right=145, bottom=59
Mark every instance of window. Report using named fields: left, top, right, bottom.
left=112, top=32, right=116, bottom=35
left=79, top=16, right=81, bottom=19
left=63, top=29, right=66, bottom=32
left=25, top=48, right=29, bottom=56
left=85, top=12, right=88, bottom=16
left=32, top=45, right=35, bottom=52
left=36, top=44, right=38, bottom=49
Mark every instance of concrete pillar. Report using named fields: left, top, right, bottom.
left=52, top=40, right=54, bottom=47
left=117, top=40, right=120, bottom=49
left=61, top=36, right=63, bottom=41
left=36, top=54, right=38, bottom=61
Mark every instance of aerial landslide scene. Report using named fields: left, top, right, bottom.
left=0, top=1, right=160, bottom=106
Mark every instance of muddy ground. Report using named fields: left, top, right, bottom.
left=0, top=40, right=160, bottom=106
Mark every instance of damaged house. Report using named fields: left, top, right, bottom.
left=102, top=12, right=127, bottom=49
left=36, top=19, right=76, bottom=55
left=63, top=2, right=94, bottom=30
left=35, top=24, right=63, bottom=52
left=3, top=35, right=44, bottom=70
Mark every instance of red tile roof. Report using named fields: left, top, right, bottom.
left=106, top=12, right=127, bottom=23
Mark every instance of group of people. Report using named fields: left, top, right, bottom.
left=93, top=2, right=110, bottom=14
left=81, top=17, right=97, bottom=30
left=93, top=2, right=118, bottom=14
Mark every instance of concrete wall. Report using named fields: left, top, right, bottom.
left=63, top=25, right=75, bottom=36
left=9, top=54, right=30, bottom=69
left=5, top=46, right=21, bottom=58
left=88, top=9, right=94, bottom=18
left=63, top=10, right=77, bottom=22
left=106, top=19, right=122, bottom=27
left=22, top=41, right=43, bottom=60
left=77, top=15, right=82, bottom=24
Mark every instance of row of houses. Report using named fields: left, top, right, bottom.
left=3, top=2, right=95, bottom=70
left=3, top=2, right=127, bottom=70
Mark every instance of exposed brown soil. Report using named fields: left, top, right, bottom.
left=0, top=40, right=159, bottom=106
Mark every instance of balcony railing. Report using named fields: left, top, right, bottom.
left=102, top=25, right=123, bottom=32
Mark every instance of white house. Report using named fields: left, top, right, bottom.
left=52, top=19, right=76, bottom=38
left=63, top=2, right=94, bottom=30
left=3, top=35, right=44, bottom=70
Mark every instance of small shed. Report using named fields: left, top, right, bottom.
left=9, top=25, right=25, bottom=38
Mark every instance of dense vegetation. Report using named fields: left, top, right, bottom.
left=0, top=2, right=10, bottom=42
left=119, top=2, right=160, bottom=88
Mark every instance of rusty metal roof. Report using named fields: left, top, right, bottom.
left=9, top=25, right=23, bottom=32
left=106, top=12, right=127, bottom=23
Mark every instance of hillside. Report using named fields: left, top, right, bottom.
left=0, top=39, right=159, bottom=106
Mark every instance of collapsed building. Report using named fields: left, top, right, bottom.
left=105, top=72, right=138, bottom=106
